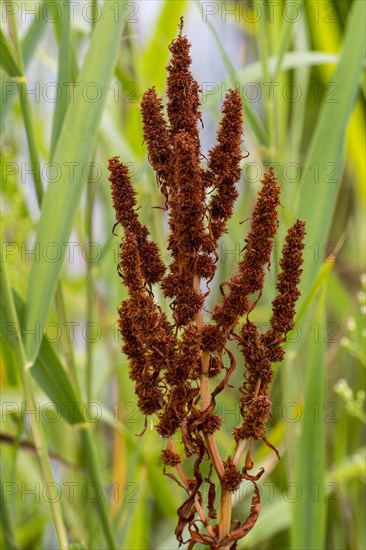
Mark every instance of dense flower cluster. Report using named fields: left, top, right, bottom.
left=207, top=88, right=244, bottom=242
left=140, top=88, right=172, bottom=202
left=109, top=18, right=306, bottom=550
left=234, top=220, right=306, bottom=452
left=212, top=167, right=281, bottom=331
left=109, top=157, right=166, bottom=285
left=222, top=457, right=244, bottom=492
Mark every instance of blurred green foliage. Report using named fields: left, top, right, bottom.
left=1, top=1, right=365, bottom=549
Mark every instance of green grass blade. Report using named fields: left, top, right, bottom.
left=0, top=289, right=84, bottom=424
left=236, top=51, right=339, bottom=83
left=24, top=3, right=125, bottom=363
left=3, top=3, right=45, bottom=204
left=0, top=482, right=19, bottom=550
left=295, top=260, right=334, bottom=326
left=21, top=0, right=49, bottom=66
left=0, top=28, right=22, bottom=77
left=50, top=0, right=76, bottom=158
left=80, top=429, right=119, bottom=549
left=0, top=1, right=49, bottom=130
left=296, top=0, right=366, bottom=304
left=1, top=288, right=118, bottom=546
left=120, top=465, right=148, bottom=549
left=0, top=251, right=69, bottom=549
left=272, top=0, right=304, bottom=81
left=292, top=286, right=327, bottom=549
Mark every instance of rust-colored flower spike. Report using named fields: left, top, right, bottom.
left=160, top=131, right=207, bottom=326
left=167, top=16, right=201, bottom=151
left=109, top=17, right=306, bottom=550
left=160, top=22, right=211, bottom=327
left=233, top=220, right=306, bottom=462
left=108, top=156, right=166, bottom=285
left=212, top=166, right=281, bottom=331
left=140, top=88, right=172, bottom=202
left=207, top=88, right=244, bottom=243
left=261, top=219, right=306, bottom=362
left=116, top=229, right=176, bottom=418
left=233, top=320, right=274, bottom=444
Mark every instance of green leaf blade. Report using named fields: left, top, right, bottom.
left=0, top=28, right=22, bottom=78
left=296, top=0, right=366, bottom=305
left=291, top=287, right=328, bottom=549
left=24, top=3, right=125, bottom=363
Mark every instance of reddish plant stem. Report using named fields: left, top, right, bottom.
left=168, top=438, right=216, bottom=539
left=218, top=490, right=232, bottom=549
left=218, top=377, right=264, bottom=547
left=193, top=276, right=224, bottom=475
left=233, top=439, right=247, bottom=466
left=193, top=275, right=229, bottom=545
left=232, top=378, right=262, bottom=467
left=193, top=275, right=210, bottom=410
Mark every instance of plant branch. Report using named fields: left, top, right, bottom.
left=218, top=489, right=232, bottom=549
left=168, top=438, right=217, bottom=539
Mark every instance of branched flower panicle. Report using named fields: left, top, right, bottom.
left=109, top=18, right=306, bottom=550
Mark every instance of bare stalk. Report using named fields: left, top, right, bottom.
left=218, top=489, right=232, bottom=549
left=233, top=439, right=247, bottom=466
left=168, top=438, right=217, bottom=539
left=194, top=275, right=231, bottom=544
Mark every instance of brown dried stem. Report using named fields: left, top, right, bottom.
left=218, top=490, right=232, bottom=549
left=194, top=275, right=225, bottom=481
left=168, top=438, right=217, bottom=539
left=194, top=272, right=229, bottom=547
left=233, top=439, right=247, bottom=467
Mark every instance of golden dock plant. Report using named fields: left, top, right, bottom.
left=108, top=18, right=305, bottom=550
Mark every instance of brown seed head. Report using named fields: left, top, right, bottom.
left=161, top=448, right=182, bottom=466
left=108, top=156, right=166, bottom=284
left=234, top=396, right=272, bottom=442
left=140, top=87, right=172, bottom=200
left=166, top=24, right=201, bottom=151
left=222, top=457, right=244, bottom=492
left=212, top=167, right=281, bottom=330
left=208, top=89, right=244, bottom=242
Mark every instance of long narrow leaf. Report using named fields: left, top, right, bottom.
left=24, top=4, right=125, bottom=363
left=0, top=28, right=22, bottom=77
left=0, top=0, right=49, bottom=130
left=0, top=289, right=84, bottom=424
left=272, top=0, right=304, bottom=81
left=292, top=286, right=327, bottom=549
left=50, top=0, right=76, bottom=157
left=296, top=1, right=366, bottom=304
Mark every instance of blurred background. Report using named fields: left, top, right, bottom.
left=1, top=1, right=365, bottom=549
